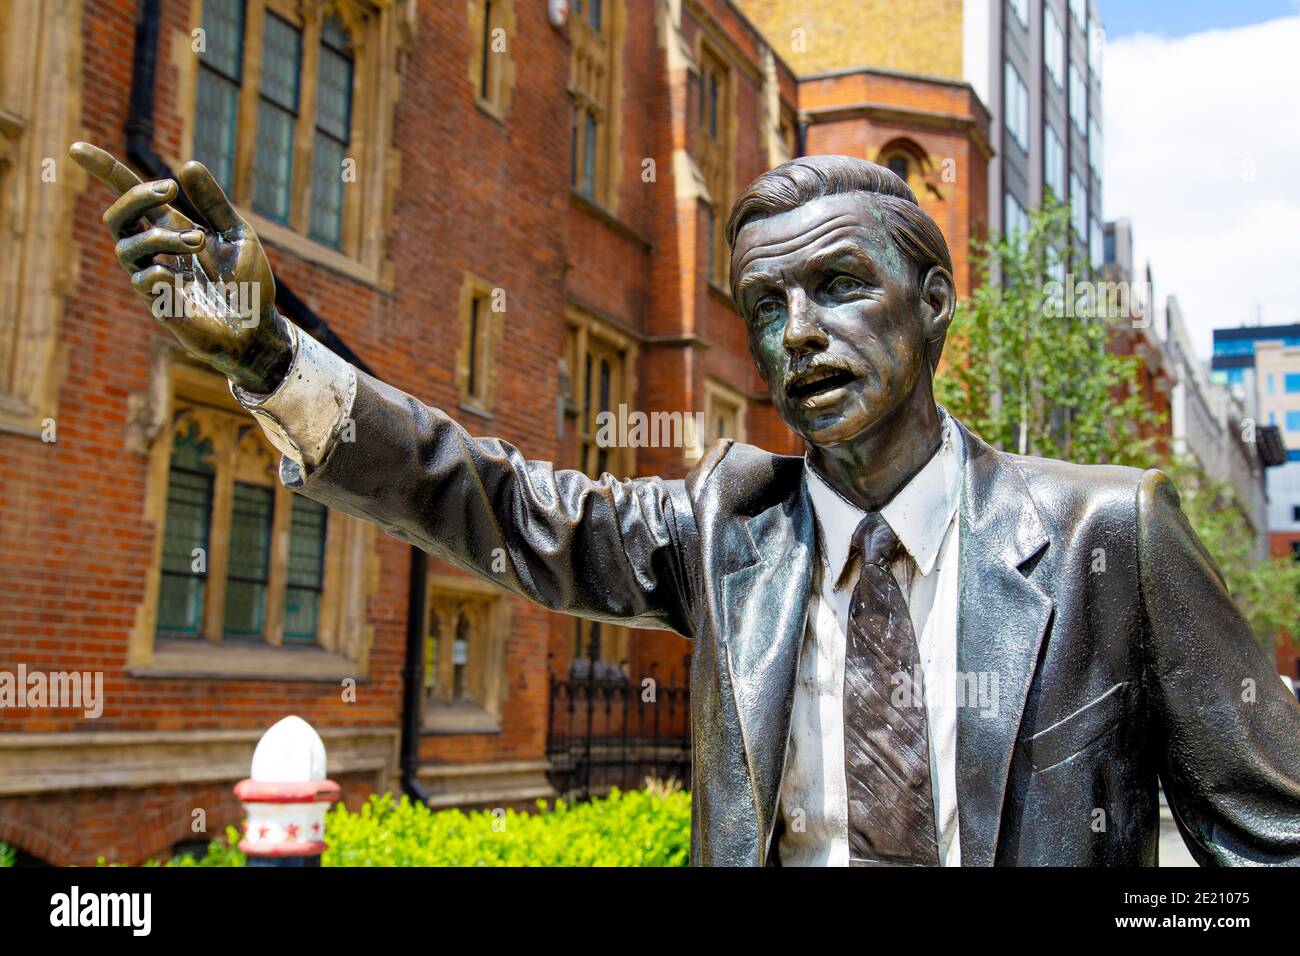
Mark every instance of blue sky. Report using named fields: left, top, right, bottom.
left=1102, top=9, right=1300, bottom=360
left=1097, top=0, right=1299, bottom=38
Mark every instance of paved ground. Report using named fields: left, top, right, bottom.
left=1158, top=804, right=1198, bottom=866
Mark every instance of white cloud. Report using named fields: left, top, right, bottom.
left=1103, top=15, right=1300, bottom=361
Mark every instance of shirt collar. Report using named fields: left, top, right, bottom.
left=804, top=411, right=965, bottom=581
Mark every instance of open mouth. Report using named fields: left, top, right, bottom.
left=787, top=366, right=856, bottom=403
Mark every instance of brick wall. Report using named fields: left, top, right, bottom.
left=735, top=0, right=965, bottom=80
left=0, top=0, right=803, bottom=864
left=801, top=69, right=992, bottom=300
left=0, top=0, right=1000, bottom=865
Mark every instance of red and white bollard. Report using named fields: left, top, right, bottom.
left=234, top=716, right=340, bottom=867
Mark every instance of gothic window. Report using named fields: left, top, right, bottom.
left=457, top=273, right=502, bottom=413
left=703, top=378, right=747, bottom=446
left=423, top=577, right=508, bottom=730
left=696, top=41, right=733, bottom=289
left=154, top=367, right=331, bottom=647
left=569, top=0, right=621, bottom=206
left=187, top=0, right=405, bottom=267
left=157, top=422, right=215, bottom=639
left=564, top=308, right=636, bottom=481
left=471, top=0, right=515, bottom=118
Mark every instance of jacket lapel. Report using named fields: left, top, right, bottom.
left=720, top=485, right=815, bottom=862
left=953, top=423, right=1053, bottom=865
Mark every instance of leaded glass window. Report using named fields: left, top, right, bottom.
left=424, top=614, right=441, bottom=702
left=222, top=482, right=274, bottom=639
left=453, top=613, right=471, bottom=700
left=157, top=422, right=215, bottom=639
left=309, top=16, right=353, bottom=247
left=252, top=12, right=302, bottom=223
left=193, top=0, right=245, bottom=192
left=284, top=495, right=327, bottom=642
left=582, top=109, right=597, bottom=198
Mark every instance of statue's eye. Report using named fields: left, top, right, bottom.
left=826, top=274, right=864, bottom=297
left=754, top=297, right=785, bottom=323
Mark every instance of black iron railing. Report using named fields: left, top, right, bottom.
left=545, top=659, right=691, bottom=801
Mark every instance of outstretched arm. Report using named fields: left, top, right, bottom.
left=1137, top=469, right=1300, bottom=865
left=70, top=142, right=698, bottom=637
left=260, top=351, right=698, bottom=635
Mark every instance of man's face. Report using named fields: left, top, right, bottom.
left=731, top=192, right=943, bottom=448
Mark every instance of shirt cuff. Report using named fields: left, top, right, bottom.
left=231, top=321, right=357, bottom=474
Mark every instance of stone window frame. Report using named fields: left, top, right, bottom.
left=422, top=573, right=509, bottom=734
left=467, top=0, right=516, bottom=123
left=776, top=103, right=798, bottom=165
left=683, top=375, right=747, bottom=465
left=569, top=614, right=630, bottom=681
left=703, top=376, right=747, bottom=445
left=876, top=138, right=933, bottom=199
left=559, top=305, right=637, bottom=677
left=127, top=350, right=379, bottom=680
left=694, top=35, right=735, bottom=292
left=455, top=272, right=504, bottom=416
left=174, top=0, right=409, bottom=288
left=0, top=0, right=84, bottom=437
left=563, top=304, right=639, bottom=482
left=755, top=43, right=795, bottom=172
left=567, top=0, right=624, bottom=210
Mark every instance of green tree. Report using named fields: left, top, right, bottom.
left=1161, top=458, right=1300, bottom=657
left=937, top=199, right=1299, bottom=656
left=936, top=198, right=1160, bottom=466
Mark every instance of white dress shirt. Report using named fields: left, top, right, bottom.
left=231, top=322, right=358, bottom=475
left=777, top=414, right=966, bottom=867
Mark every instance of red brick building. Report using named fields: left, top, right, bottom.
left=0, top=0, right=990, bottom=864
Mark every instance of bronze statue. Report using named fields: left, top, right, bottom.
left=70, top=142, right=1300, bottom=866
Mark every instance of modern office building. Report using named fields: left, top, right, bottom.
left=989, top=0, right=1105, bottom=265
left=738, top=0, right=1105, bottom=262
left=1210, top=324, right=1300, bottom=564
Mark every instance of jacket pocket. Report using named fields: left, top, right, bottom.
left=1020, top=680, right=1130, bottom=773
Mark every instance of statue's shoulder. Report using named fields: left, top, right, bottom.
left=995, top=445, right=1151, bottom=537
left=683, top=438, right=803, bottom=509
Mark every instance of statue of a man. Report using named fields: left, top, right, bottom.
left=70, top=142, right=1300, bottom=866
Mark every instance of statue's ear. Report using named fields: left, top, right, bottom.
left=921, top=265, right=955, bottom=370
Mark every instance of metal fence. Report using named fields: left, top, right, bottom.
left=545, top=660, right=691, bottom=801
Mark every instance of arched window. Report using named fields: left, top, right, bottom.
left=886, top=153, right=910, bottom=183
left=423, top=580, right=508, bottom=731
left=155, top=387, right=328, bottom=646
left=877, top=141, right=929, bottom=195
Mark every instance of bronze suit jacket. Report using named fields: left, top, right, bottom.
left=289, top=370, right=1300, bottom=866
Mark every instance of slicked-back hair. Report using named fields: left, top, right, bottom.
left=725, top=154, right=954, bottom=297
left=725, top=154, right=955, bottom=370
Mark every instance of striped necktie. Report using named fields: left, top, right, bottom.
left=842, top=510, right=939, bottom=866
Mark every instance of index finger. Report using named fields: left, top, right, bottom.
left=69, top=142, right=142, bottom=196
left=70, top=141, right=193, bottom=232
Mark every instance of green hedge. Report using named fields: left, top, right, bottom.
left=0, top=841, right=14, bottom=867
left=155, top=783, right=691, bottom=867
